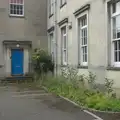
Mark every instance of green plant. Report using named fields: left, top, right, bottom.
left=43, top=75, right=120, bottom=112
left=61, top=66, right=78, bottom=81
left=105, top=78, right=114, bottom=96
left=87, top=72, right=96, bottom=89
left=32, top=48, right=54, bottom=82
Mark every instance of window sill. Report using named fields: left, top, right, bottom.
left=77, top=65, right=88, bottom=69
left=49, top=14, right=53, bottom=18
left=60, top=2, right=67, bottom=9
left=107, top=66, right=120, bottom=71
left=9, top=14, right=25, bottom=18
left=61, top=64, right=68, bottom=67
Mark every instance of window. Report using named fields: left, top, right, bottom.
left=61, top=26, right=67, bottom=65
left=49, top=0, right=54, bottom=16
left=49, top=33, right=54, bottom=61
left=111, top=1, right=120, bottom=67
left=78, top=14, right=88, bottom=66
left=9, top=0, right=24, bottom=16
left=60, top=0, right=66, bottom=6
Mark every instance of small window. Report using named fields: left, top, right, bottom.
left=61, top=26, right=67, bottom=65
left=9, top=0, right=24, bottom=16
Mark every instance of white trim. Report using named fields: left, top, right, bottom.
left=9, top=0, right=24, bottom=17
left=110, top=2, right=120, bottom=67
left=60, top=24, right=68, bottom=65
left=48, top=32, right=54, bottom=61
left=76, top=11, right=88, bottom=66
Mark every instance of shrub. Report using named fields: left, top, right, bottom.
left=32, top=48, right=54, bottom=77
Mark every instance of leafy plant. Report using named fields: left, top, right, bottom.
left=105, top=78, right=114, bottom=96
left=86, top=72, right=96, bottom=89
left=32, top=48, right=54, bottom=76
left=42, top=74, right=120, bottom=112
left=32, top=48, right=54, bottom=84
left=61, top=66, right=78, bottom=81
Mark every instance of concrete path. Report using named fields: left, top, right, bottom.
left=0, top=86, right=99, bottom=120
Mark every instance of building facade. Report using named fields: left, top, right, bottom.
left=0, top=0, right=47, bottom=77
left=47, top=0, right=120, bottom=91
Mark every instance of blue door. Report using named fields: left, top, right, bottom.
left=11, top=49, right=24, bottom=75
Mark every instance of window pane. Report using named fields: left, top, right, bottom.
left=119, top=40, right=120, bottom=50
left=17, top=0, right=23, bottom=4
left=10, top=0, right=16, bottom=3
left=13, top=9, right=16, bottom=14
left=63, top=36, right=66, bottom=49
left=64, top=50, right=67, bottom=62
left=119, top=51, right=120, bottom=61
left=85, top=46, right=87, bottom=54
left=117, top=28, right=120, bottom=38
left=112, top=3, right=116, bottom=13
left=114, top=41, right=117, bottom=50
left=17, top=9, right=19, bottom=14
left=116, top=15, right=120, bottom=39
left=115, top=51, right=117, bottom=62
left=20, top=10, right=23, bottom=15
left=116, top=1, right=120, bottom=13
left=10, top=4, right=14, bottom=9
left=85, top=53, right=87, bottom=62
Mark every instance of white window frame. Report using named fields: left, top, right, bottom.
left=110, top=1, right=120, bottom=67
left=49, top=0, right=54, bottom=16
left=77, top=11, right=88, bottom=66
left=9, top=0, right=24, bottom=17
left=49, top=32, right=54, bottom=61
left=61, top=25, right=68, bottom=65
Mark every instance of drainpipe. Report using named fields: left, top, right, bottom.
left=54, top=0, right=58, bottom=75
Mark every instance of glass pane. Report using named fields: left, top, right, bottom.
left=82, top=47, right=85, bottom=54
left=17, top=0, right=23, bottom=4
left=81, top=29, right=84, bottom=38
left=85, top=46, right=87, bottom=54
left=13, top=9, right=16, bottom=14
left=84, top=37, right=87, bottom=45
left=64, top=50, right=67, bottom=62
left=17, top=9, right=19, bottom=14
left=113, top=18, right=116, bottom=39
left=114, top=41, right=117, bottom=50
left=19, top=5, right=23, bottom=10
left=10, top=0, right=16, bottom=3
left=20, top=10, right=23, bottom=15
left=116, top=15, right=120, bottom=39
left=116, top=1, right=120, bottom=13
left=117, top=28, right=120, bottom=38
left=10, top=4, right=14, bottom=9
left=83, top=54, right=85, bottom=62
left=112, top=3, right=116, bottom=13
left=85, top=28, right=87, bottom=37
left=17, top=5, right=20, bottom=10
left=63, top=37, right=66, bottom=49
left=82, top=38, right=84, bottom=45
left=119, top=51, right=120, bottom=61
left=14, top=5, right=17, bottom=9
left=10, top=9, right=13, bottom=14
left=118, top=41, right=120, bottom=50
left=85, top=53, right=87, bottom=62
left=115, top=51, right=117, bottom=62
